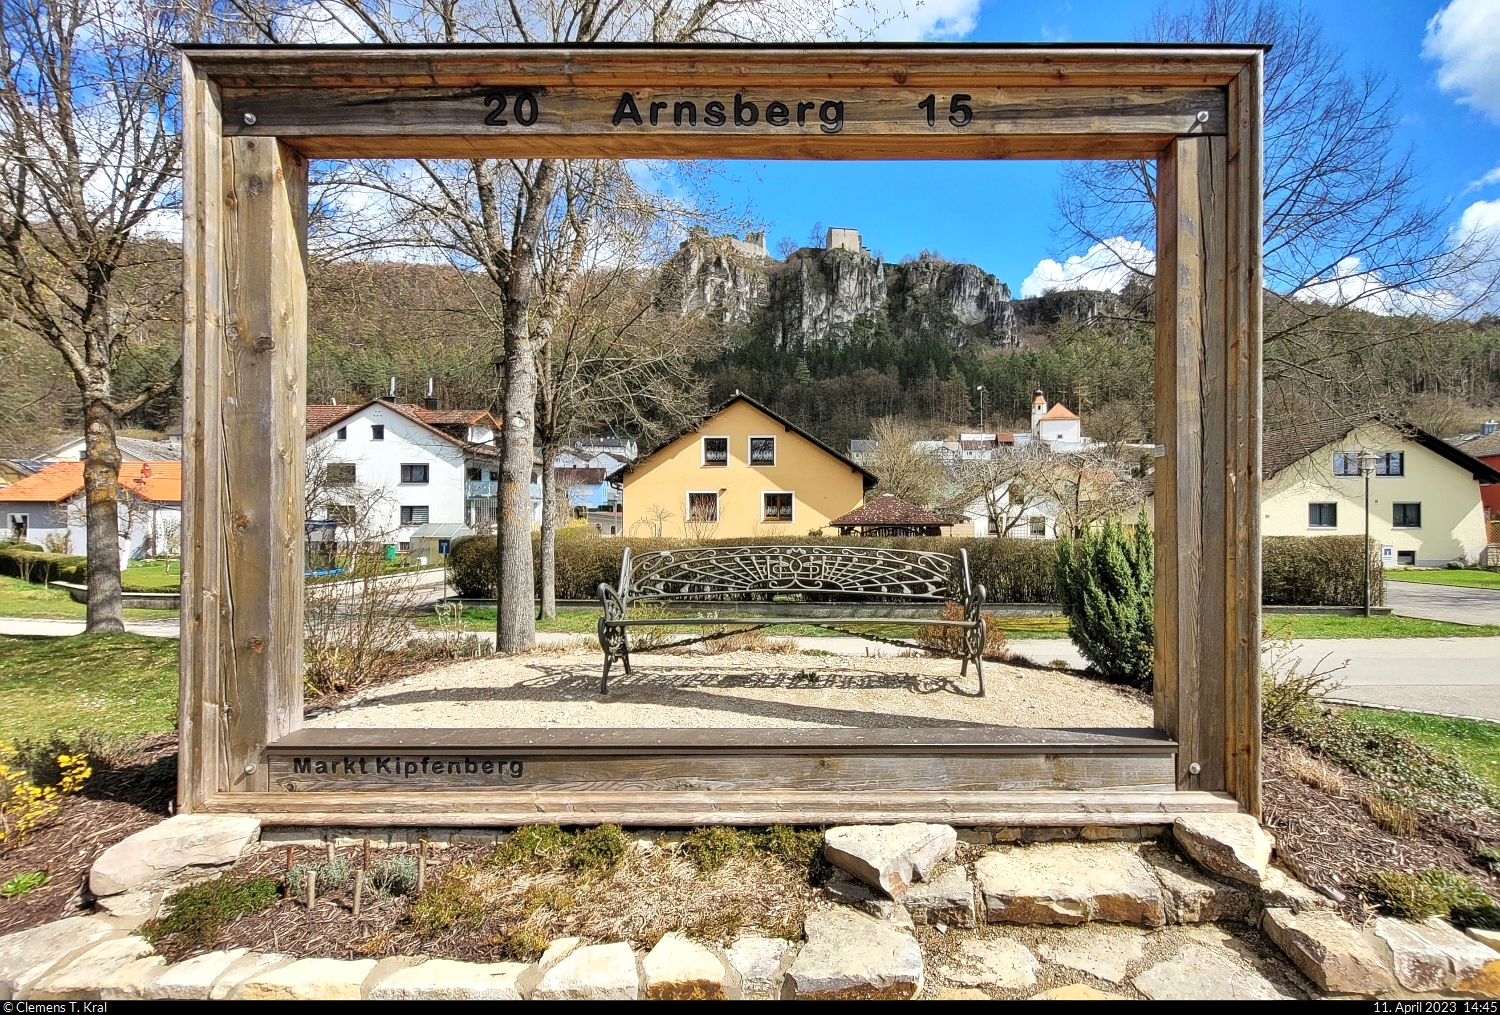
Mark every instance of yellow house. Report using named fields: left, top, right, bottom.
left=1260, top=414, right=1500, bottom=567
left=624, top=393, right=877, bottom=538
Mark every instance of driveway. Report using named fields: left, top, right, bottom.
left=1385, top=580, right=1500, bottom=627
left=1006, top=636, right=1500, bottom=723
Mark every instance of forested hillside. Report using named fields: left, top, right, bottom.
left=3, top=244, right=1498, bottom=458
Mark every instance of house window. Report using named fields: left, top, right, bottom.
left=400, top=505, right=429, bottom=525
left=336, top=426, right=347, bottom=440
left=400, top=463, right=429, bottom=484
left=762, top=492, right=793, bottom=522
left=324, top=463, right=356, bottom=486
left=371, top=424, right=385, bottom=441
left=1333, top=451, right=1404, bottom=476
left=1308, top=503, right=1337, bottom=528
left=1397, top=550, right=1416, bottom=566
left=702, top=437, right=729, bottom=466
left=1392, top=502, right=1421, bottom=528
left=467, top=467, right=481, bottom=481
left=749, top=436, right=776, bottom=466
left=8, top=513, right=27, bottom=540
left=1029, top=516, right=1047, bottom=537
left=687, top=492, right=719, bottom=522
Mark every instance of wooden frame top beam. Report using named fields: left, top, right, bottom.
left=179, top=43, right=1261, bottom=161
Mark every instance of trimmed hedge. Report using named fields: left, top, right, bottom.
left=451, top=530, right=1385, bottom=608
left=1263, top=535, right=1383, bottom=607
left=448, top=530, right=1061, bottom=603
left=0, top=547, right=87, bottom=585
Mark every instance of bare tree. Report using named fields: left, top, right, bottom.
left=1055, top=0, right=1499, bottom=389
left=863, top=417, right=948, bottom=508
left=236, top=0, right=880, bottom=653
left=0, top=0, right=209, bottom=631
left=956, top=443, right=1062, bottom=536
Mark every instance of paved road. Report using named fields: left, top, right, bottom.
left=1385, top=580, right=1500, bottom=627
left=0, top=617, right=180, bottom=638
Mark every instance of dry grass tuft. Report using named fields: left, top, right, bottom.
left=1364, top=791, right=1420, bottom=836
left=1285, top=749, right=1346, bottom=796
left=698, top=629, right=797, bottom=655
left=409, top=836, right=814, bottom=958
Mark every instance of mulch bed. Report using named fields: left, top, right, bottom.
left=1261, top=734, right=1500, bottom=921
left=0, top=733, right=177, bottom=937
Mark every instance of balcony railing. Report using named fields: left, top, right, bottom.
left=466, top=480, right=498, bottom=498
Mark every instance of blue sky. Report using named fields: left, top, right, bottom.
left=704, top=0, right=1500, bottom=297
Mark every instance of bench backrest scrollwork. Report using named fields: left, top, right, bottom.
left=613, top=545, right=973, bottom=604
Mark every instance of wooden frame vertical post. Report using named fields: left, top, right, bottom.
left=1155, top=53, right=1263, bottom=815
left=181, top=50, right=308, bottom=809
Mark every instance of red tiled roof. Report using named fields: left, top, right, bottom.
left=829, top=493, right=947, bottom=528
left=1040, top=403, right=1079, bottom=421
left=306, top=401, right=500, bottom=444
left=556, top=468, right=607, bottom=487
left=0, top=461, right=181, bottom=504
left=306, top=404, right=361, bottom=438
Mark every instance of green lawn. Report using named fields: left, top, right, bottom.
left=1263, top=614, right=1500, bottom=639
left=0, top=576, right=177, bottom=622
left=1385, top=569, right=1500, bottom=590
left=424, top=606, right=1071, bottom=639
left=121, top=558, right=182, bottom=591
left=1344, top=707, right=1500, bottom=796
left=0, top=634, right=178, bottom=743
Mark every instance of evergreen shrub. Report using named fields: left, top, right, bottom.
left=1054, top=515, right=1155, bottom=689
left=1262, top=535, right=1382, bottom=607
left=446, top=529, right=1060, bottom=603
left=0, top=548, right=87, bottom=585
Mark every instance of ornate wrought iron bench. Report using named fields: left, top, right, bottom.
left=596, top=544, right=988, bottom=696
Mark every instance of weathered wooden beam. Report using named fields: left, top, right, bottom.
left=203, top=136, right=308, bottom=799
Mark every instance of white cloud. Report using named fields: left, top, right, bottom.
left=1300, top=256, right=1466, bottom=317
left=1020, top=237, right=1154, bottom=298
left=1423, top=0, right=1500, bottom=120
left=862, top=0, right=982, bottom=40
left=1457, top=198, right=1500, bottom=241
left=1463, top=164, right=1500, bottom=195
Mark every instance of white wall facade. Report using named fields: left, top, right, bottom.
left=956, top=481, right=1061, bottom=538
left=1262, top=422, right=1490, bottom=567
left=6, top=498, right=180, bottom=560
left=309, top=404, right=468, bottom=550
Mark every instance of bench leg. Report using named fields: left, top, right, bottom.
left=974, top=653, right=986, bottom=697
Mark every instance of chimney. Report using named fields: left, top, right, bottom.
left=382, top=376, right=397, bottom=403
left=424, top=377, right=441, bottom=411
left=1031, top=389, right=1047, bottom=434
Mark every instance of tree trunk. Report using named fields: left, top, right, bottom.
left=82, top=395, right=126, bottom=634
left=539, top=439, right=558, bottom=620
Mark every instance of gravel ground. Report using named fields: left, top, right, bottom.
left=308, top=646, right=1152, bottom=730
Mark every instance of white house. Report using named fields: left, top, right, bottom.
left=1260, top=413, right=1500, bottom=567
left=306, top=399, right=513, bottom=552
left=1030, top=389, right=1086, bottom=449
left=949, top=480, right=1062, bottom=539
left=0, top=461, right=182, bottom=560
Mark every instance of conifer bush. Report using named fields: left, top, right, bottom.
left=1054, top=515, right=1154, bottom=689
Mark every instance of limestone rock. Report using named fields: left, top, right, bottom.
left=1258, top=866, right=1335, bottom=914
left=0, top=916, right=118, bottom=1001
left=725, top=937, right=794, bottom=999
left=532, top=942, right=640, bottom=1001
left=95, top=891, right=161, bottom=927
left=1133, top=943, right=1293, bottom=1001
left=975, top=844, right=1166, bottom=927
left=30, top=935, right=163, bottom=1000
left=936, top=986, right=993, bottom=998
left=370, top=959, right=530, bottom=1000
left=1080, top=826, right=1143, bottom=842
left=824, top=823, right=956, bottom=897
left=902, top=867, right=976, bottom=928
left=1261, top=908, right=1395, bottom=995
left=1172, top=815, right=1272, bottom=886
left=1037, top=928, right=1146, bottom=984
left=1031, top=983, right=1128, bottom=999
left=1410, top=919, right=1500, bottom=996
left=784, top=908, right=923, bottom=999
left=825, top=869, right=915, bottom=927
left=1149, top=851, right=1251, bottom=924
left=146, top=949, right=249, bottom=1000
left=209, top=952, right=292, bottom=1000
left=935, top=937, right=1038, bottom=990
left=1469, top=928, right=1500, bottom=953
left=1369, top=918, right=1451, bottom=992
left=237, top=957, right=378, bottom=1000
left=89, top=815, right=260, bottom=896
left=643, top=933, right=733, bottom=1000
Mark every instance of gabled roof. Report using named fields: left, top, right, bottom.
left=556, top=467, right=607, bottom=487
left=1265, top=412, right=1500, bottom=484
left=391, top=404, right=499, bottom=430
left=632, top=392, right=879, bottom=488
left=307, top=404, right=362, bottom=438
left=1452, top=430, right=1500, bottom=461
left=829, top=493, right=947, bottom=528
left=0, top=462, right=182, bottom=504
left=306, top=400, right=500, bottom=456
left=1040, top=403, right=1079, bottom=422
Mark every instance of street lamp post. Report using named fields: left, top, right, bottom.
left=976, top=385, right=985, bottom=430
left=1358, top=450, right=1378, bottom=618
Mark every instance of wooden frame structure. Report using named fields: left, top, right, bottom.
left=177, top=43, right=1263, bottom=827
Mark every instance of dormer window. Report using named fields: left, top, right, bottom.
left=703, top=437, right=728, bottom=466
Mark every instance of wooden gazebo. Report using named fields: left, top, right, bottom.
left=829, top=493, right=950, bottom=537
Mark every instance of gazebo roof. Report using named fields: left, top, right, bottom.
left=829, top=493, right=947, bottom=528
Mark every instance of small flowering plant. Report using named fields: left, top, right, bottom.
left=0, top=744, right=91, bottom=848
